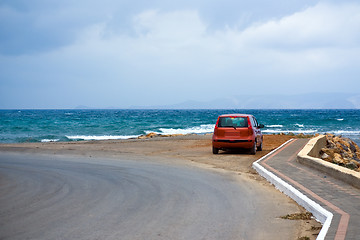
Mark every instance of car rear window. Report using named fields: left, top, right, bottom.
left=218, top=117, right=248, bottom=128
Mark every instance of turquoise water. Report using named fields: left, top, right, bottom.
left=0, top=109, right=359, bottom=144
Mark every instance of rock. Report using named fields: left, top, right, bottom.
left=349, top=141, right=357, bottom=153
left=320, top=152, right=332, bottom=162
left=350, top=159, right=360, bottom=168
left=321, top=147, right=340, bottom=156
left=346, top=161, right=358, bottom=170
left=167, top=134, right=184, bottom=137
left=339, top=138, right=350, bottom=150
left=341, top=151, right=352, bottom=160
left=137, top=132, right=160, bottom=139
left=335, top=142, right=347, bottom=152
left=343, top=158, right=351, bottom=164
left=326, top=133, right=335, bottom=138
left=327, top=141, right=336, bottom=149
left=138, top=133, right=185, bottom=139
left=333, top=153, right=345, bottom=165
left=145, top=132, right=159, bottom=138
left=321, top=152, right=329, bottom=158
left=325, top=134, right=336, bottom=148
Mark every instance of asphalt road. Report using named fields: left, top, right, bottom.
left=0, top=152, right=297, bottom=240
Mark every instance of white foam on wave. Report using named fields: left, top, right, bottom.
left=146, top=124, right=215, bottom=136
left=262, top=129, right=318, bottom=134
left=295, top=123, right=304, bottom=128
left=336, top=119, right=344, bottom=121
left=266, top=125, right=283, bottom=128
left=263, top=129, right=360, bottom=136
left=41, top=139, right=60, bottom=142
left=330, top=130, right=360, bottom=136
left=66, top=135, right=140, bottom=140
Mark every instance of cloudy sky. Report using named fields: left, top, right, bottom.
left=1, top=0, right=360, bottom=109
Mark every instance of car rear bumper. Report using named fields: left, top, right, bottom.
left=212, top=139, right=254, bottom=149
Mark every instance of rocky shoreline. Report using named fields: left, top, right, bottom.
left=136, top=132, right=203, bottom=139
left=319, top=133, right=360, bottom=172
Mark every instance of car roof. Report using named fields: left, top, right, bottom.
left=218, top=114, right=253, bottom=118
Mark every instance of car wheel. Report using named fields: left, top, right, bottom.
left=250, top=142, right=256, bottom=155
left=212, top=147, right=219, bottom=154
left=257, top=141, right=263, bottom=151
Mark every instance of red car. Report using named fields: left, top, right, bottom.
left=212, top=114, right=264, bottom=154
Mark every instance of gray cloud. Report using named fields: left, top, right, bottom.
left=0, top=0, right=318, bottom=55
left=0, top=0, right=359, bottom=108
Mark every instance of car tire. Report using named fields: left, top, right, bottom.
left=250, top=142, right=256, bottom=155
left=257, top=141, right=263, bottom=151
left=212, top=147, right=219, bottom=154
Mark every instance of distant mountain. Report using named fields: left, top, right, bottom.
left=131, top=93, right=360, bottom=109
left=74, top=105, right=93, bottom=109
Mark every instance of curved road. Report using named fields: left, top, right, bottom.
left=0, top=152, right=297, bottom=240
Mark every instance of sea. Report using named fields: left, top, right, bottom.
left=0, top=109, right=360, bottom=145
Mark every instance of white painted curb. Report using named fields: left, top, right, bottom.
left=252, top=139, right=333, bottom=240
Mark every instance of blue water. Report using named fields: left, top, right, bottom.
left=0, top=109, right=359, bottom=145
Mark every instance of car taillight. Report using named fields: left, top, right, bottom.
left=247, top=117, right=253, bottom=135
left=215, top=118, right=219, bottom=128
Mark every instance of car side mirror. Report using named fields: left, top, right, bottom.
left=258, top=124, right=265, bottom=128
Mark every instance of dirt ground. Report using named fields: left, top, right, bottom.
left=0, top=134, right=321, bottom=239
left=0, top=134, right=293, bottom=174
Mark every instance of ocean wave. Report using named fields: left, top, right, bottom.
left=336, top=119, right=344, bottom=121
left=294, top=123, right=304, bottom=128
left=262, top=129, right=318, bottom=134
left=330, top=130, right=360, bottom=136
left=262, top=129, right=360, bottom=136
left=41, top=139, right=60, bottom=142
left=147, top=124, right=215, bottom=136
left=66, top=135, right=140, bottom=140
left=266, top=125, right=283, bottom=128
